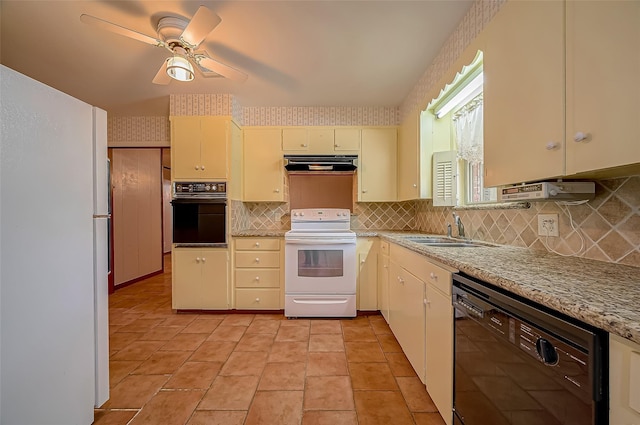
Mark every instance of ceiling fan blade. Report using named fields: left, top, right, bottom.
left=80, top=14, right=162, bottom=46
left=196, top=55, right=248, bottom=82
left=180, top=6, right=222, bottom=48
left=152, top=60, right=172, bottom=85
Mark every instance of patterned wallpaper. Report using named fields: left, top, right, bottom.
left=169, top=94, right=243, bottom=123
left=242, top=106, right=399, bottom=126
left=399, top=0, right=506, bottom=121
left=107, top=116, right=170, bottom=145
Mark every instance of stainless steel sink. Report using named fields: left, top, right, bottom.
left=403, top=236, right=493, bottom=248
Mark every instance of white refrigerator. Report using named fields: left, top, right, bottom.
left=0, top=65, right=109, bottom=424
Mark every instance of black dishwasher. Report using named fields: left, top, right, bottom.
left=452, top=273, right=608, bottom=425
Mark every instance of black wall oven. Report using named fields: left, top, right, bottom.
left=452, top=273, right=608, bottom=425
left=171, top=182, right=227, bottom=246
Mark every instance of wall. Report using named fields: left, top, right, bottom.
left=108, top=116, right=170, bottom=147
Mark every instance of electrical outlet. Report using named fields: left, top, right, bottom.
left=537, top=213, right=559, bottom=237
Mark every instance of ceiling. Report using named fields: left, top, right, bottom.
left=0, top=1, right=473, bottom=117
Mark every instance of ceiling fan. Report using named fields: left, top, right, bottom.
left=80, top=6, right=248, bottom=84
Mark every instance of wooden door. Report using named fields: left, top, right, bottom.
left=111, top=148, right=162, bottom=286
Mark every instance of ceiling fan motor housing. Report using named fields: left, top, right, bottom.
left=157, top=16, right=188, bottom=45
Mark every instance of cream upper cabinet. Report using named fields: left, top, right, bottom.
left=334, top=128, right=361, bottom=151
left=243, top=127, right=284, bottom=202
left=483, top=0, right=565, bottom=187
left=484, top=0, right=640, bottom=187
left=282, top=128, right=309, bottom=152
left=398, top=110, right=422, bottom=201
left=282, top=127, right=360, bottom=154
left=171, top=116, right=230, bottom=181
left=565, top=0, right=640, bottom=175
left=610, top=334, right=640, bottom=424
left=172, top=247, right=229, bottom=310
left=359, top=128, right=397, bottom=201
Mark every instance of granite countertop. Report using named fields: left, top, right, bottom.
left=377, top=231, right=640, bottom=345
left=231, top=229, right=640, bottom=344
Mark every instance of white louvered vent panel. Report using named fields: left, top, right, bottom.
left=432, top=151, right=457, bottom=207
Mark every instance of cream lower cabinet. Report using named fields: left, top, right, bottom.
left=425, top=263, right=454, bottom=425
left=610, top=334, right=640, bottom=424
left=388, top=258, right=426, bottom=382
left=243, top=128, right=284, bottom=202
left=233, top=237, right=282, bottom=310
left=172, top=247, right=229, bottom=310
left=377, top=240, right=390, bottom=322
left=357, top=237, right=378, bottom=311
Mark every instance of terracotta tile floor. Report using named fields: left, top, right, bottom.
left=94, top=254, right=446, bottom=425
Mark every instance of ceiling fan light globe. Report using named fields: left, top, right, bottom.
left=166, top=56, right=194, bottom=82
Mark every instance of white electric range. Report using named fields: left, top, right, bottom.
left=284, top=208, right=356, bottom=318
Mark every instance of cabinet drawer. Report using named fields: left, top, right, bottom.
left=235, top=269, right=280, bottom=288
left=235, top=289, right=281, bottom=309
left=235, top=252, right=280, bottom=268
left=425, top=263, right=452, bottom=296
left=235, top=238, right=280, bottom=251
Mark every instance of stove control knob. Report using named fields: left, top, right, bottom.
left=300, top=212, right=305, bottom=216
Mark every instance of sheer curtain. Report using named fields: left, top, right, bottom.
left=453, top=96, right=483, bottom=165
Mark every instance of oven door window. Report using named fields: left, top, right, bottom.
left=297, top=249, right=343, bottom=278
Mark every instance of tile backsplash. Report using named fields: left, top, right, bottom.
left=234, top=175, right=640, bottom=268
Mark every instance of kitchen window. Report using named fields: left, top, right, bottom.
left=427, top=51, right=496, bottom=206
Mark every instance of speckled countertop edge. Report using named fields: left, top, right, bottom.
left=232, top=229, right=640, bottom=344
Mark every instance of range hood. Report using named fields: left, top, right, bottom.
left=284, top=155, right=358, bottom=172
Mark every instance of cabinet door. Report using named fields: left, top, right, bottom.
left=483, top=0, right=565, bottom=186
left=426, top=284, right=454, bottom=425
left=398, top=110, right=421, bottom=201
left=282, top=128, right=309, bottom=151
left=172, top=249, right=204, bottom=309
left=359, top=128, right=397, bottom=201
left=388, top=262, right=425, bottom=381
left=172, top=116, right=203, bottom=180
left=201, top=249, right=229, bottom=309
left=307, top=128, right=334, bottom=154
left=610, top=334, right=640, bottom=424
left=565, top=1, right=640, bottom=175
left=243, top=128, right=284, bottom=201
left=357, top=237, right=378, bottom=311
left=377, top=254, right=390, bottom=323
left=334, top=128, right=360, bottom=152
left=200, top=118, right=229, bottom=179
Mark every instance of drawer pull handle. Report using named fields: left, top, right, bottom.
left=255, top=242, right=260, bottom=247
left=196, top=257, right=201, bottom=263
left=201, top=257, right=206, bottom=263
left=430, top=272, right=437, bottom=280
left=255, top=298, right=261, bottom=302
left=255, top=276, right=260, bottom=281
left=255, top=257, right=260, bottom=263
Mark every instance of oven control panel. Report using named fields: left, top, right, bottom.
left=291, top=208, right=350, bottom=221
left=173, top=182, right=226, bottom=197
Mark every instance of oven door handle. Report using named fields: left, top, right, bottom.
left=285, top=238, right=356, bottom=245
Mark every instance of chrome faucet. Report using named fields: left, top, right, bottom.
left=452, top=212, right=466, bottom=238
